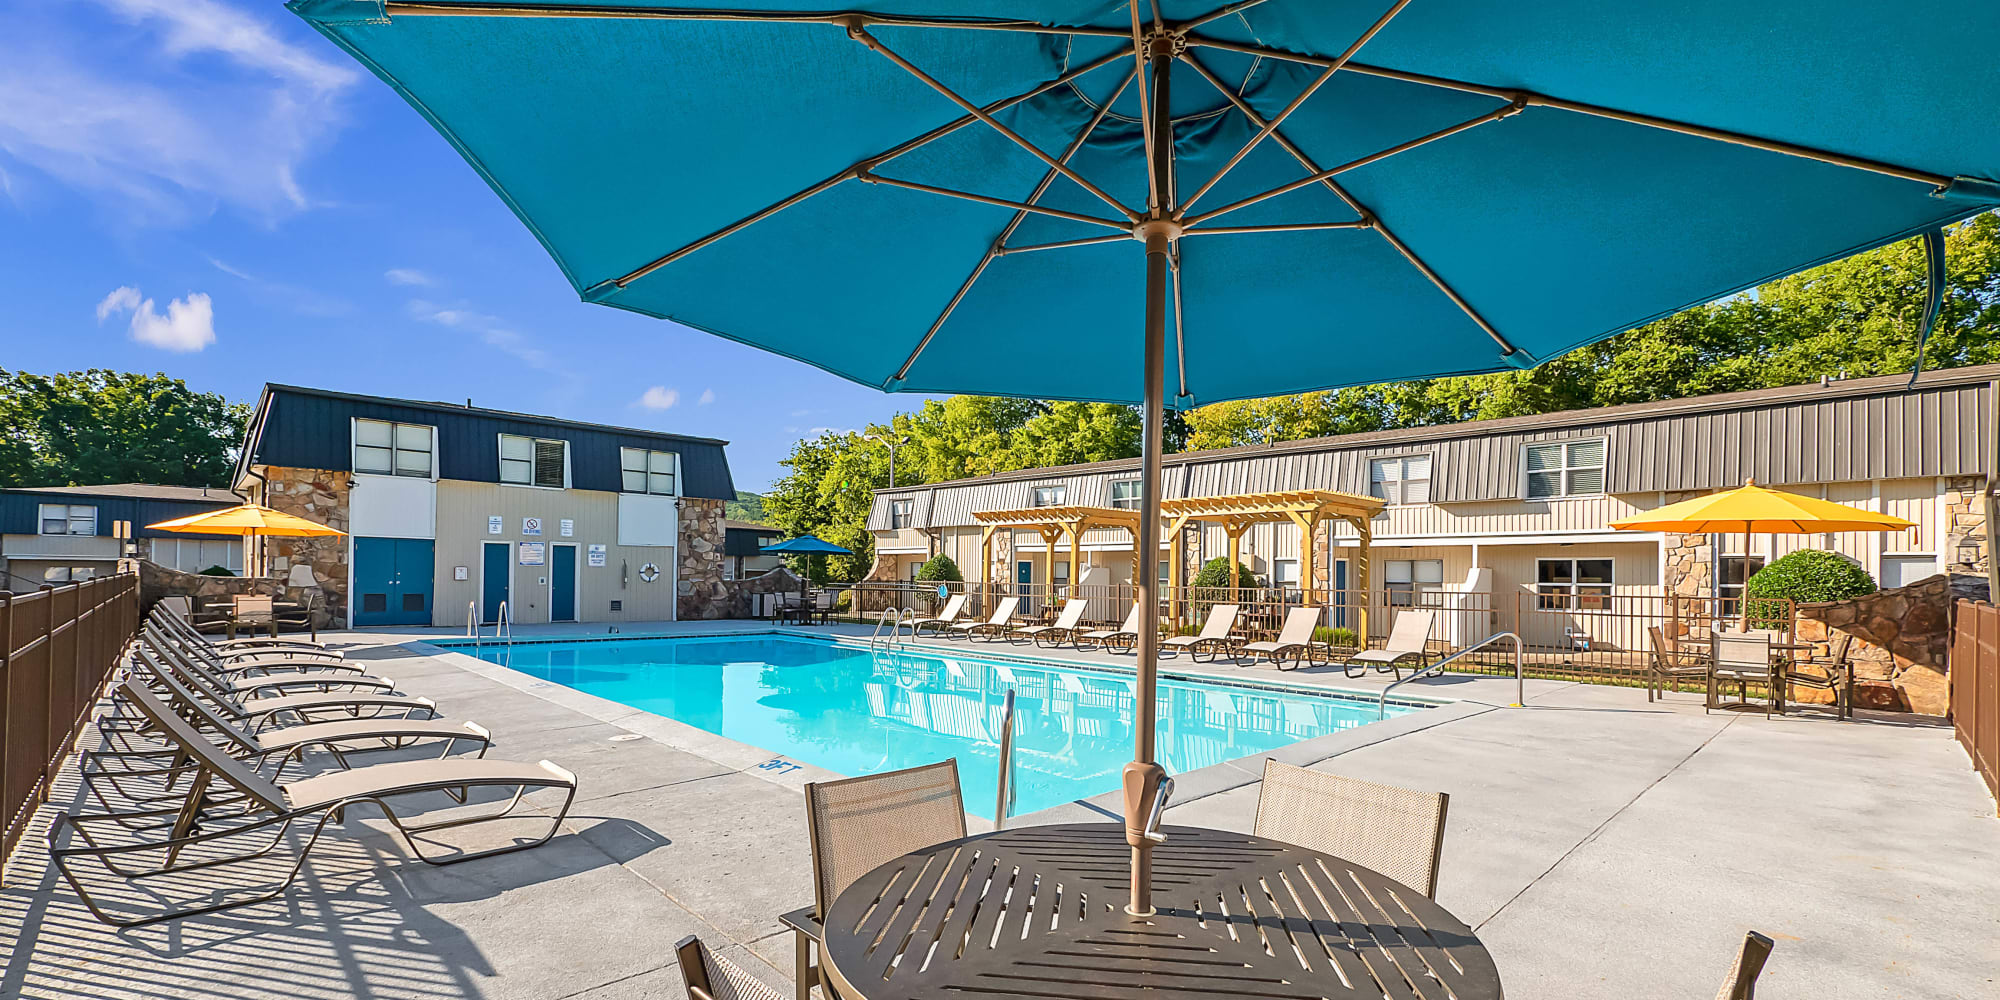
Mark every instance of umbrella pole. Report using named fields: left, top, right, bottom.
left=1123, top=29, right=1174, bottom=918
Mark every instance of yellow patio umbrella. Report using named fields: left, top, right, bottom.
left=148, top=503, right=345, bottom=576
left=1609, top=478, right=1913, bottom=626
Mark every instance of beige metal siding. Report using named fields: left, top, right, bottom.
left=431, top=482, right=676, bottom=625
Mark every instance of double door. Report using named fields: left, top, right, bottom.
left=354, top=537, right=434, bottom=626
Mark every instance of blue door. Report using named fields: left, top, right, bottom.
left=551, top=544, right=577, bottom=622
left=482, top=542, right=511, bottom=624
left=353, top=537, right=434, bottom=626
left=1017, top=560, right=1034, bottom=613
left=1332, top=559, right=1349, bottom=629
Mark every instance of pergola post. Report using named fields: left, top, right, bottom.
left=979, top=524, right=996, bottom=612
left=1284, top=510, right=1317, bottom=604
left=1225, top=520, right=1247, bottom=599
left=1348, top=514, right=1373, bottom=644
left=1040, top=526, right=1062, bottom=610
left=1166, top=514, right=1190, bottom=627
left=1066, top=521, right=1083, bottom=603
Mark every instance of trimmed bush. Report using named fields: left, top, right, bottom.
left=1190, top=557, right=1261, bottom=590
left=197, top=565, right=234, bottom=577
left=1313, top=626, right=1358, bottom=649
left=1743, top=549, right=1876, bottom=605
left=915, top=554, right=963, bottom=583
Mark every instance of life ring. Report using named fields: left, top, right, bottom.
left=638, top=562, right=660, bottom=583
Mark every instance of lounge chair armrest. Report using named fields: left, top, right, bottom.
left=779, top=905, right=825, bottom=941
left=538, top=759, right=579, bottom=786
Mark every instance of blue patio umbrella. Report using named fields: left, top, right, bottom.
left=759, top=534, right=854, bottom=596
left=289, top=0, right=2000, bottom=912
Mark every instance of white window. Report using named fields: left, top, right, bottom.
left=1537, top=558, right=1614, bottom=610
left=890, top=499, right=914, bottom=529
left=150, top=537, right=243, bottom=574
left=354, top=419, right=434, bottom=478
left=723, top=559, right=736, bottom=581
left=1384, top=559, right=1444, bottom=606
left=1032, top=485, right=1066, bottom=507
left=1524, top=439, right=1606, bottom=499
left=1369, top=455, right=1432, bottom=505
left=1273, top=559, right=1301, bottom=595
left=39, top=504, right=96, bottom=536
left=501, top=434, right=568, bottom=487
left=620, top=447, right=679, bottom=495
left=1109, top=480, right=1142, bottom=509
left=42, top=566, right=94, bottom=583
left=1717, top=554, right=1766, bottom=618
left=1879, top=554, right=1936, bottom=589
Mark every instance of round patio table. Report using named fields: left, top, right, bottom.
left=820, top=822, right=1503, bottom=1000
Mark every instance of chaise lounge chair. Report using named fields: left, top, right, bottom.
left=1011, top=598, right=1088, bottom=647
left=134, top=646, right=440, bottom=734
left=1076, top=604, right=1144, bottom=652
left=1343, top=609, right=1437, bottom=679
left=1237, top=606, right=1322, bottom=670
left=1162, top=604, right=1239, bottom=661
left=950, top=596, right=1019, bottom=641
left=152, top=602, right=341, bottom=660
left=49, top=682, right=576, bottom=927
left=904, top=593, right=967, bottom=637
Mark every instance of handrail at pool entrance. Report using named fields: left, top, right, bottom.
left=467, top=601, right=479, bottom=651
left=496, top=600, right=512, bottom=645
left=1379, top=631, right=1525, bottom=718
left=993, top=688, right=1016, bottom=829
left=869, top=606, right=908, bottom=650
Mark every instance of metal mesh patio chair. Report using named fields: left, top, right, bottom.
left=675, top=935, right=786, bottom=1000
left=1714, top=931, right=1774, bottom=1000
left=782, top=760, right=967, bottom=1000
left=1646, top=625, right=1711, bottom=702
left=1782, top=633, right=1854, bottom=720
left=1709, top=633, right=1775, bottom=717
left=1253, top=759, right=1449, bottom=899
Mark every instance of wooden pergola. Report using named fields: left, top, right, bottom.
left=1158, top=489, right=1385, bottom=637
left=970, top=505, right=1142, bottom=603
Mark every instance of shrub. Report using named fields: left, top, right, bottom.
left=915, top=554, right=962, bottom=583
left=1743, top=549, right=1876, bottom=605
left=1190, top=557, right=1261, bottom=590
left=1313, top=626, right=1358, bottom=649
left=197, top=565, right=234, bottom=577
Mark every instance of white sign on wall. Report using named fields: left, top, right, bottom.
left=488, top=516, right=503, bottom=535
left=518, top=541, right=545, bottom=565
left=587, top=544, right=607, bottom=567
left=522, top=516, right=543, bottom=536
left=559, top=518, right=574, bottom=537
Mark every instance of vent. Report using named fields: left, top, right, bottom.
left=609, top=600, right=622, bottom=613
left=361, top=593, right=387, bottom=613
left=402, top=594, right=427, bottom=612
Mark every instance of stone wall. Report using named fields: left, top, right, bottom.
left=136, top=559, right=327, bottom=629
left=676, top=497, right=729, bottom=620
left=1940, top=475, right=1991, bottom=578
left=1794, top=573, right=1988, bottom=716
left=252, top=466, right=351, bottom=625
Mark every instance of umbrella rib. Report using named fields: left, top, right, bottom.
left=1180, top=221, right=1374, bottom=236
left=1170, top=243, right=1188, bottom=401
left=992, top=233, right=1132, bottom=256
left=855, top=174, right=1130, bottom=230
left=381, top=2, right=1133, bottom=38
left=884, top=67, right=1139, bottom=388
left=1177, top=0, right=1277, bottom=34
left=604, top=45, right=1132, bottom=289
left=852, top=28, right=1140, bottom=222
left=1177, top=51, right=1522, bottom=360
left=1178, top=0, right=1413, bottom=216
left=1128, top=1, right=1159, bottom=215
left=1180, top=100, right=1526, bottom=227
left=1184, top=36, right=1956, bottom=190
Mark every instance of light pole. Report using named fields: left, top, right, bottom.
left=864, top=431, right=909, bottom=488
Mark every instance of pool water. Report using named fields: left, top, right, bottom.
left=441, top=634, right=1414, bottom=818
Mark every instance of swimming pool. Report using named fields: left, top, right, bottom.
left=437, top=634, right=1417, bottom=818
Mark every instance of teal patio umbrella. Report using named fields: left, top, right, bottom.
left=288, top=0, right=2000, bottom=914
left=760, top=534, right=854, bottom=589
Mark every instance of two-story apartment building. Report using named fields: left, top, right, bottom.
left=233, top=384, right=737, bottom=627
left=866, top=367, right=1996, bottom=644
left=0, top=484, right=242, bottom=590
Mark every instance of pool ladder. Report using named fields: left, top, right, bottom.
left=869, top=606, right=916, bottom=651
left=992, top=688, right=1017, bottom=829
left=466, top=600, right=513, bottom=651
left=1378, top=630, right=1524, bottom=718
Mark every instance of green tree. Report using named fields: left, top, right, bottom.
left=0, top=370, right=249, bottom=488
left=724, top=490, right=768, bottom=523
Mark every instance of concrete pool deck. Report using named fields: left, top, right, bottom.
left=2, top=618, right=1995, bottom=999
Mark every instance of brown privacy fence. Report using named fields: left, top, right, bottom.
left=2, top=574, right=139, bottom=878
left=1952, top=600, right=2000, bottom=807
left=845, top=580, right=1789, bottom=685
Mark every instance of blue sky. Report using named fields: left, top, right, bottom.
left=0, top=0, right=924, bottom=492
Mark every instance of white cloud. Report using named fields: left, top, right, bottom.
left=408, top=299, right=572, bottom=378
left=98, top=285, right=215, bottom=351
left=207, top=257, right=252, bottom=280
left=808, top=426, right=858, bottom=438
left=385, top=268, right=435, bottom=287
left=639, top=386, right=680, bottom=410
left=0, top=0, right=359, bottom=223
left=96, top=286, right=142, bottom=322
left=697, top=388, right=716, bottom=406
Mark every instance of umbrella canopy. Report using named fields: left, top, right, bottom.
left=290, top=0, right=2000, bottom=914
left=1607, top=479, right=1917, bottom=535
left=759, top=535, right=854, bottom=556
left=147, top=504, right=346, bottom=537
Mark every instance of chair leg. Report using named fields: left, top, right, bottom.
left=794, top=930, right=814, bottom=1000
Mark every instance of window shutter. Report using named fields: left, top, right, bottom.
left=533, top=440, right=566, bottom=487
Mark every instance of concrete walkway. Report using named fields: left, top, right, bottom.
left=2, top=621, right=1995, bottom=999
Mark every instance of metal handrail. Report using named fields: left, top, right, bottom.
left=1379, top=630, right=1525, bottom=718
left=992, top=689, right=1016, bottom=829
left=496, top=600, right=512, bottom=644
left=467, top=601, right=480, bottom=651
left=870, top=606, right=902, bottom=649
